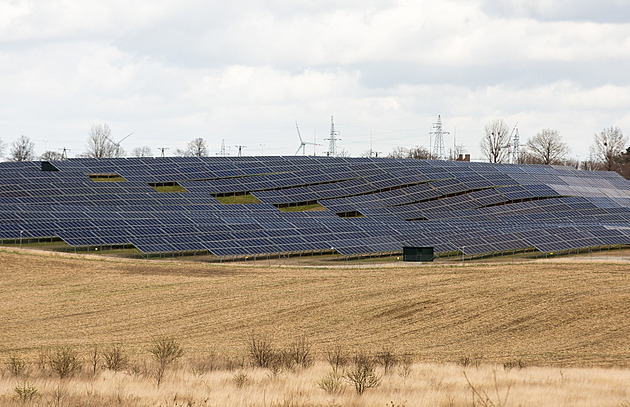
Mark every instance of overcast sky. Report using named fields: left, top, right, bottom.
left=1, top=0, right=629, bottom=161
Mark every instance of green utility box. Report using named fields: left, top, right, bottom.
left=402, top=246, right=434, bottom=262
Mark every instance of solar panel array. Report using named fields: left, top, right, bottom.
left=1, top=156, right=630, bottom=257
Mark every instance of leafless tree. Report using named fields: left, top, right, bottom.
left=40, top=150, right=63, bottom=161
left=388, top=146, right=409, bottom=159
left=480, top=119, right=511, bottom=163
left=185, top=138, right=208, bottom=157
left=10, top=135, right=35, bottom=161
left=388, top=146, right=430, bottom=159
left=132, top=146, right=153, bottom=157
left=590, top=126, right=628, bottom=171
left=525, top=129, right=570, bottom=165
left=85, top=123, right=119, bottom=158
left=0, top=137, right=5, bottom=159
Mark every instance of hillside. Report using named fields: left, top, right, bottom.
left=1, top=247, right=630, bottom=367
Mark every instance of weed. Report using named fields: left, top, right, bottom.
left=458, top=355, right=482, bottom=368
left=14, top=383, right=39, bottom=402
left=397, top=354, right=413, bottom=380
left=463, top=369, right=511, bottom=407
left=318, top=371, right=344, bottom=395
left=503, top=359, right=526, bottom=371
left=232, top=371, right=249, bottom=388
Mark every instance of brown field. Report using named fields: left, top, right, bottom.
left=1, top=247, right=630, bottom=406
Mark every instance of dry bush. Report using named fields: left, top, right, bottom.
left=48, top=346, right=81, bottom=379
left=188, top=353, right=219, bottom=376
left=103, top=344, right=128, bottom=372
left=287, top=335, right=313, bottom=369
left=7, top=354, right=27, bottom=377
left=89, top=346, right=99, bottom=375
left=458, top=355, right=483, bottom=368
left=375, top=347, right=397, bottom=374
left=503, top=358, right=526, bottom=371
left=127, top=357, right=151, bottom=378
left=326, top=344, right=348, bottom=373
left=232, top=371, right=249, bottom=388
left=248, top=334, right=276, bottom=369
left=149, top=336, right=184, bottom=386
left=345, top=351, right=381, bottom=395
left=13, top=383, right=39, bottom=402
left=318, top=371, right=344, bottom=395
left=397, top=354, right=413, bottom=380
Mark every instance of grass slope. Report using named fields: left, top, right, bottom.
left=1, top=248, right=630, bottom=367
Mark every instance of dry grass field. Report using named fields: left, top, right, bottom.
left=1, top=247, right=630, bottom=406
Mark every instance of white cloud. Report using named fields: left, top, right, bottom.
left=0, top=0, right=629, bottom=162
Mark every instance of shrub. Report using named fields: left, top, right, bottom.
left=49, top=346, right=81, bottom=379
left=14, top=383, right=39, bottom=402
left=103, top=344, right=128, bottom=372
left=287, top=335, right=313, bottom=369
left=232, top=371, right=249, bottom=388
left=89, top=346, right=99, bottom=375
left=375, top=348, right=397, bottom=374
left=458, top=355, right=482, bottom=368
left=318, top=371, right=344, bottom=395
left=397, top=354, right=413, bottom=380
left=326, top=344, right=348, bottom=374
left=345, top=351, right=381, bottom=395
left=503, top=358, right=526, bottom=371
left=7, top=354, right=27, bottom=376
left=149, top=336, right=184, bottom=386
left=248, top=334, right=276, bottom=369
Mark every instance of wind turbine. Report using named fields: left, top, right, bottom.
left=295, top=122, right=320, bottom=156
left=105, top=132, right=133, bottom=156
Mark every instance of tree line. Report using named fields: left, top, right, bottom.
left=1, top=121, right=628, bottom=179
left=389, top=118, right=629, bottom=179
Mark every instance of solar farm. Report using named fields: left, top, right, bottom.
left=1, top=156, right=630, bottom=259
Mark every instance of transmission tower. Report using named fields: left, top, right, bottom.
left=430, top=115, right=449, bottom=160
left=217, top=139, right=229, bottom=157
left=235, top=145, right=246, bottom=157
left=325, top=116, right=341, bottom=157
left=510, top=123, right=521, bottom=164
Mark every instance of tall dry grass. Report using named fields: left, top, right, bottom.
left=1, top=357, right=630, bottom=406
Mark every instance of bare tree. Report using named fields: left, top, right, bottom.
left=590, top=126, right=628, bottom=171
left=132, top=146, right=153, bottom=157
left=480, top=119, right=511, bottom=163
left=85, top=123, right=119, bottom=158
left=388, top=146, right=409, bottom=159
left=388, top=146, right=430, bottom=159
left=0, top=137, right=5, bottom=159
left=525, top=129, right=570, bottom=165
left=40, top=150, right=63, bottom=161
left=185, top=138, right=208, bottom=157
left=10, top=135, right=35, bottom=161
